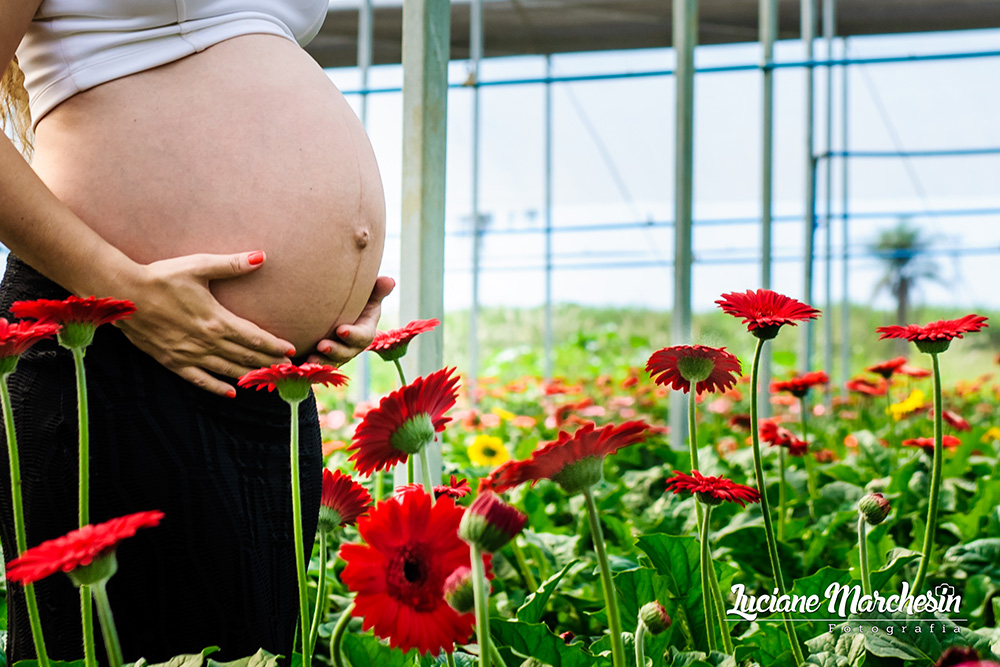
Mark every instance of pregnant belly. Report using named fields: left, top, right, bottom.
left=29, top=35, right=386, bottom=354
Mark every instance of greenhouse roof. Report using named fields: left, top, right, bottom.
left=307, top=0, right=1000, bottom=68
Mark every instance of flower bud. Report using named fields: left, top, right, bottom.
left=443, top=566, right=476, bottom=614
left=859, top=492, right=891, bottom=525
left=639, top=601, right=672, bottom=635
left=459, top=491, right=527, bottom=553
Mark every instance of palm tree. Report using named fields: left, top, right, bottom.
left=870, top=219, right=940, bottom=348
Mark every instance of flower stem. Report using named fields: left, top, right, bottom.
left=858, top=515, right=872, bottom=597
left=800, top=399, right=817, bottom=503
left=508, top=537, right=539, bottom=592
left=687, top=392, right=699, bottom=470
left=635, top=620, right=647, bottom=667
left=289, top=400, right=313, bottom=667
left=470, top=544, right=491, bottom=667
left=420, top=447, right=436, bottom=502
left=91, top=580, right=123, bottom=667
left=374, top=471, right=384, bottom=502
left=912, top=352, right=943, bottom=594
left=446, top=652, right=458, bottom=667
left=393, top=359, right=407, bottom=387
left=330, top=603, right=354, bottom=667
left=488, top=642, right=506, bottom=667
left=407, top=455, right=414, bottom=485
left=749, top=338, right=803, bottom=665
left=71, top=348, right=97, bottom=667
left=778, top=447, right=786, bottom=542
left=707, top=544, right=734, bottom=655
left=582, top=486, right=625, bottom=667
left=308, top=531, right=329, bottom=656
left=1, top=373, right=51, bottom=667
left=699, top=504, right=717, bottom=652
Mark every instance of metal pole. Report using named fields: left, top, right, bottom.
left=397, top=0, right=450, bottom=485
left=355, top=0, right=374, bottom=404
left=823, top=0, right=835, bottom=390
left=670, top=0, right=697, bottom=450
left=840, top=38, right=851, bottom=382
left=801, top=0, right=817, bottom=372
left=544, top=55, right=554, bottom=381
left=760, top=0, right=777, bottom=417
left=468, top=0, right=483, bottom=403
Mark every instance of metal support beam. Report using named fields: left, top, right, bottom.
left=801, top=0, right=817, bottom=372
left=468, top=0, right=483, bottom=403
left=543, top=55, right=554, bottom=382
left=670, top=0, right=697, bottom=450
left=354, top=0, right=374, bottom=405
left=397, top=0, right=450, bottom=484
left=823, top=0, right=835, bottom=391
left=760, top=0, right=777, bottom=416
left=840, top=37, right=851, bottom=383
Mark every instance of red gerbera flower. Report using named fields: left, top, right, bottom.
left=338, top=488, right=487, bottom=656
left=481, top=421, right=649, bottom=495
left=898, top=364, right=932, bottom=379
left=664, top=470, right=761, bottom=507
left=770, top=370, right=829, bottom=398
left=348, top=368, right=459, bottom=476
left=929, top=409, right=972, bottom=433
left=367, top=318, right=441, bottom=362
left=866, top=356, right=908, bottom=379
left=12, top=296, right=136, bottom=349
left=459, top=490, right=527, bottom=553
left=759, top=419, right=794, bottom=447
left=716, top=289, right=820, bottom=340
left=435, top=475, right=472, bottom=500
left=0, top=318, right=60, bottom=373
left=845, top=377, right=888, bottom=397
left=877, top=315, right=988, bottom=354
left=902, top=435, right=961, bottom=453
left=238, top=362, right=348, bottom=403
left=318, top=469, right=372, bottom=533
left=728, top=413, right=752, bottom=431
left=645, top=345, right=742, bottom=395
left=5, top=510, right=163, bottom=585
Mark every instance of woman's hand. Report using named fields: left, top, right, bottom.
left=307, top=276, right=395, bottom=367
left=113, top=251, right=296, bottom=397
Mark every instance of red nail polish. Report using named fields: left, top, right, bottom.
left=286, top=348, right=297, bottom=357
left=248, top=251, right=265, bottom=266
left=225, top=389, right=237, bottom=398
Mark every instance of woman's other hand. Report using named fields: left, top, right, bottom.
left=114, top=251, right=295, bottom=397
left=307, top=275, right=395, bottom=367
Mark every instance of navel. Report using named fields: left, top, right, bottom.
left=354, top=226, right=370, bottom=250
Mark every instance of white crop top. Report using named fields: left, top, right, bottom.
left=16, top=0, right=330, bottom=128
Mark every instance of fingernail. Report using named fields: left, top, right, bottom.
left=286, top=347, right=297, bottom=357
left=318, top=343, right=331, bottom=354
left=248, top=251, right=265, bottom=266
left=225, top=389, right=237, bottom=398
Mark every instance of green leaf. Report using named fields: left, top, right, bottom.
left=949, top=477, right=1000, bottom=541
left=611, top=566, right=679, bottom=663
left=491, top=619, right=600, bottom=667
left=207, top=649, right=281, bottom=667
left=944, top=538, right=1000, bottom=580
left=634, top=533, right=712, bottom=653
left=13, top=661, right=86, bottom=667
left=868, top=549, right=921, bottom=591
left=518, top=560, right=578, bottom=624
left=804, top=652, right=848, bottom=667
left=138, top=647, right=220, bottom=667
left=342, top=633, right=418, bottom=667
left=859, top=610, right=999, bottom=663
left=663, top=647, right=735, bottom=667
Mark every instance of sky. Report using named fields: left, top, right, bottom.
left=322, top=26, right=1000, bottom=319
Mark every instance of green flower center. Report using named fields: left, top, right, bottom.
left=914, top=340, right=950, bottom=355
left=67, top=551, right=118, bottom=587
left=58, top=322, right=97, bottom=350
left=390, top=413, right=435, bottom=455
left=276, top=378, right=312, bottom=404
left=677, top=355, right=714, bottom=383
left=552, top=456, right=604, bottom=495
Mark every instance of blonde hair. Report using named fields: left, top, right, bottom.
left=1, top=56, right=33, bottom=159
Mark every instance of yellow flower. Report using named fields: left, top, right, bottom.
left=888, top=389, right=926, bottom=421
left=491, top=407, right=517, bottom=422
left=468, top=434, right=509, bottom=467
left=981, top=426, right=1000, bottom=443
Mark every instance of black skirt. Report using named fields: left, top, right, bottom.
left=0, top=255, right=322, bottom=663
